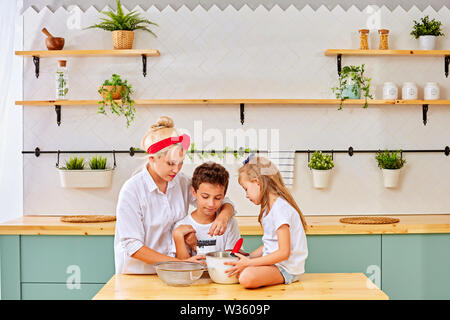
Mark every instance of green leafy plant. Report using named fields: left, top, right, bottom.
left=89, top=156, right=108, bottom=170
left=187, top=143, right=253, bottom=161
left=62, top=156, right=85, bottom=170
left=410, top=15, right=445, bottom=39
left=86, top=0, right=158, bottom=36
left=308, top=151, right=334, bottom=170
left=375, top=150, right=406, bottom=169
left=98, top=74, right=135, bottom=127
left=331, top=64, right=373, bottom=110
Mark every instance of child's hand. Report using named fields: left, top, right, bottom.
left=185, top=254, right=206, bottom=266
left=208, top=215, right=228, bottom=236
left=224, top=253, right=251, bottom=277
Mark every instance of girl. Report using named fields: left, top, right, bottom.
left=114, top=116, right=235, bottom=274
left=225, top=154, right=308, bottom=288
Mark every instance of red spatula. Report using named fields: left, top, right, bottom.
left=231, top=238, right=243, bottom=257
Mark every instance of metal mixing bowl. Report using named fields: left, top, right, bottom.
left=154, top=261, right=205, bottom=286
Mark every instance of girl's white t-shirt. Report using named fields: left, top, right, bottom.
left=261, top=197, right=308, bottom=275
left=170, top=212, right=241, bottom=256
left=114, top=167, right=235, bottom=274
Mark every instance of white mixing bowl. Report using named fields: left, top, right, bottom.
left=206, top=251, right=239, bottom=284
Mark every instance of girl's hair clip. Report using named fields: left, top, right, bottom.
left=242, top=153, right=255, bottom=165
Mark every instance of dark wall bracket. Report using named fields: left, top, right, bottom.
left=445, top=55, right=449, bottom=78
left=55, top=105, right=61, bottom=126
left=32, top=56, right=40, bottom=78
left=422, top=104, right=428, bottom=126
left=142, top=54, right=147, bottom=77
left=240, top=103, right=245, bottom=125
left=337, top=54, right=342, bottom=75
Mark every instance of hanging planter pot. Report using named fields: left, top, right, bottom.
left=308, top=151, right=334, bottom=189
left=381, top=168, right=402, bottom=188
left=375, top=150, right=406, bottom=189
left=311, top=168, right=333, bottom=189
left=57, top=155, right=114, bottom=189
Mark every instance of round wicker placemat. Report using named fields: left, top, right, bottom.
left=339, top=216, right=400, bottom=225
left=60, top=215, right=116, bottom=223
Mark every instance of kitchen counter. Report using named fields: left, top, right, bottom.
left=0, top=214, right=449, bottom=235
left=92, top=273, right=389, bottom=300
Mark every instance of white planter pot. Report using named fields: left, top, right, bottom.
left=381, top=168, right=401, bottom=188
left=419, top=36, right=436, bottom=50
left=312, top=169, right=332, bottom=189
left=58, top=168, right=114, bottom=188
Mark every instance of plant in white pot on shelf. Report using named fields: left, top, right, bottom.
left=58, top=155, right=114, bottom=188
left=331, top=64, right=373, bottom=110
left=375, top=150, right=406, bottom=188
left=86, top=0, right=158, bottom=49
left=410, top=15, right=445, bottom=50
left=308, top=151, right=334, bottom=189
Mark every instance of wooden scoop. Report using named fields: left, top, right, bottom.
left=42, top=27, right=65, bottom=50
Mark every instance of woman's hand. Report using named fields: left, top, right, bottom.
left=185, top=254, right=206, bottom=266
left=224, top=252, right=251, bottom=277
left=174, top=224, right=196, bottom=238
left=184, top=231, right=197, bottom=252
left=208, top=214, right=228, bottom=236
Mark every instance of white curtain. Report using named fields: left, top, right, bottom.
left=0, top=0, right=22, bottom=223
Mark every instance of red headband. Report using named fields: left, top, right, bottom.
left=147, top=134, right=191, bottom=154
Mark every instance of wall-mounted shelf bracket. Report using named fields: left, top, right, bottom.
left=337, top=54, right=342, bottom=75
left=422, top=104, right=429, bottom=126
left=55, top=105, right=61, bottom=126
left=445, top=56, right=449, bottom=77
left=142, top=55, right=147, bottom=77
left=33, top=56, right=40, bottom=78
left=240, top=103, right=245, bottom=125
left=348, top=146, right=354, bottom=156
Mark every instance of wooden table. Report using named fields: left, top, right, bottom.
left=93, top=273, right=389, bottom=300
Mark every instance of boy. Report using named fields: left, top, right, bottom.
left=171, top=162, right=242, bottom=258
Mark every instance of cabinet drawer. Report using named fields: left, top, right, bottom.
left=21, top=283, right=105, bottom=300
left=21, top=235, right=114, bottom=283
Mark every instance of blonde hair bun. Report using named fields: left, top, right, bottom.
left=151, top=116, right=174, bottom=131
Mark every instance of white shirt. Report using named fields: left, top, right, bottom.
left=261, top=197, right=308, bottom=275
left=170, top=212, right=241, bottom=256
left=114, top=167, right=235, bottom=274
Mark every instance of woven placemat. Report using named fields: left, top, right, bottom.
left=339, top=216, right=400, bottom=225
left=60, top=215, right=116, bottom=223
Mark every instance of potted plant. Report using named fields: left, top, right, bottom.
left=410, top=15, right=445, bottom=50
left=86, top=0, right=158, bottom=49
left=98, top=74, right=135, bottom=127
left=375, top=150, right=406, bottom=188
left=58, top=155, right=114, bottom=188
left=308, top=151, right=334, bottom=189
left=332, top=64, right=373, bottom=110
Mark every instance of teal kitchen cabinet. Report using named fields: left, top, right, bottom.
left=305, top=235, right=382, bottom=281
left=21, top=283, right=106, bottom=300
left=381, top=234, right=450, bottom=300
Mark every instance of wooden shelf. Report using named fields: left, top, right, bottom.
left=15, top=99, right=450, bottom=106
left=325, top=49, right=450, bottom=78
left=325, top=49, right=450, bottom=56
left=15, top=49, right=160, bottom=57
left=15, top=49, right=160, bottom=78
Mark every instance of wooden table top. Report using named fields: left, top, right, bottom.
left=0, top=214, right=449, bottom=235
left=92, top=273, right=389, bottom=300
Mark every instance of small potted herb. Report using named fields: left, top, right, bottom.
left=308, top=151, right=334, bottom=189
left=86, top=0, right=158, bottom=49
left=58, top=155, right=114, bottom=188
left=332, top=64, right=373, bottom=110
left=98, top=74, right=135, bottom=127
left=410, top=15, right=445, bottom=50
left=375, top=150, right=406, bottom=188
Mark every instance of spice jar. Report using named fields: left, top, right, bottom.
left=382, top=82, right=398, bottom=99
left=56, top=60, right=68, bottom=100
left=402, top=82, right=418, bottom=100
left=359, top=29, right=369, bottom=50
left=424, top=82, right=440, bottom=100
left=378, top=29, right=389, bottom=50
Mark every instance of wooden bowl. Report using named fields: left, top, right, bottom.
left=45, top=37, right=65, bottom=50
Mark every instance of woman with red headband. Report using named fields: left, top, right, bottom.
left=114, top=116, right=236, bottom=274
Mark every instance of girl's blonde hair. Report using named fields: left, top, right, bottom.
left=238, top=155, right=308, bottom=231
left=141, top=116, right=182, bottom=158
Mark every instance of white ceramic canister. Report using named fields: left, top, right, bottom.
left=382, top=82, right=398, bottom=99
left=424, top=82, right=440, bottom=100
left=402, top=82, right=418, bottom=100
